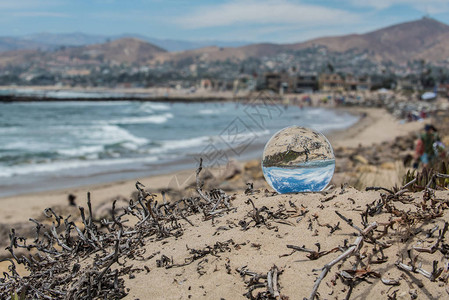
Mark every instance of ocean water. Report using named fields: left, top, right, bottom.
left=0, top=100, right=357, bottom=196
left=262, top=160, right=336, bottom=193
left=0, top=88, right=151, bottom=99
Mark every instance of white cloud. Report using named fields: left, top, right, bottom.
left=347, top=0, right=449, bottom=13
left=0, top=0, right=68, bottom=19
left=210, top=25, right=352, bottom=43
left=175, top=0, right=360, bottom=29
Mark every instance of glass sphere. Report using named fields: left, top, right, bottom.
left=262, top=126, right=335, bottom=193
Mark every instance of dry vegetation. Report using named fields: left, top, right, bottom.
left=1, top=156, right=449, bottom=299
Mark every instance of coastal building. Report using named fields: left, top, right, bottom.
left=233, top=74, right=256, bottom=93
left=344, top=74, right=372, bottom=91
left=318, top=73, right=345, bottom=92
left=318, top=73, right=371, bottom=92
left=64, top=69, right=91, bottom=76
left=293, top=74, right=318, bottom=93
left=396, top=76, right=423, bottom=92
left=265, top=72, right=370, bottom=93
left=437, top=83, right=449, bottom=97
left=199, top=79, right=230, bottom=91
left=264, top=72, right=289, bottom=92
left=200, top=79, right=213, bottom=90
left=264, top=72, right=318, bottom=93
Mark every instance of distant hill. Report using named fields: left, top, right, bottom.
left=285, top=17, right=449, bottom=62
left=0, top=38, right=166, bottom=67
left=0, top=33, right=110, bottom=52
left=0, top=37, right=49, bottom=52
left=152, top=43, right=285, bottom=64
left=121, top=35, right=250, bottom=52
left=21, top=32, right=109, bottom=47
left=1, top=18, right=448, bottom=69
left=71, top=38, right=167, bottom=63
left=152, top=17, right=449, bottom=64
left=0, top=32, right=251, bottom=52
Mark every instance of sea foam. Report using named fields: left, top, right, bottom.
left=107, top=113, right=173, bottom=125
left=0, top=155, right=159, bottom=178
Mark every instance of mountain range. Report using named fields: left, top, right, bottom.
left=0, top=17, right=448, bottom=69
left=154, top=17, right=449, bottom=64
left=286, top=17, right=449, bottom=62
left=0, top=32, right=250, bottom=52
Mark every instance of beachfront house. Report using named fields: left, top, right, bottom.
left=264, top=71, right=371, bottom=93
left=396, top=76, right=423, bottom=92
left=293, top=74, right=319, bottom=93
left=264, top=72, right=290, bottom=92
left=344, top=74, right=372, bottom=91
left=318, top=73, right=345, bottom=92
left=264, top=72, right=318, bottom=93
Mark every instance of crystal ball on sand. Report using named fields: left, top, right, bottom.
left=262, top=126, right=335, bottom=193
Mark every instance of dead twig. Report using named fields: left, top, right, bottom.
left=307, top=222, right=378, bottom=300
left=413, top=222, right=448, bottom=253
left=287, top=244, right=340, bottom=260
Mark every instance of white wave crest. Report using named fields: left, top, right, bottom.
left=83, top=125, right=148, bottom=145
left=0, top=156, right=159, bottom=178
left=140, top=102, right=171, bottom=111
left=108, top=113, right=173, bottom=125
left=57, top=145, right=104, bottom=157
left=199, top=109, right=216, bottom=115
left=0, top=127, right=19, bottom=134
left=159, top=136, right=211, bottom=151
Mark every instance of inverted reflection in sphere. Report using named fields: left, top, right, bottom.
left=262, top=126, right=335, bottom=193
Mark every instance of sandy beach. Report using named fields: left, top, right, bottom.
left=0, top=105, right=441, bottom=299
left=0, top=107, right=423, bottom=225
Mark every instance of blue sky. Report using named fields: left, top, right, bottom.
left=1, top=0, right=449, bottom=43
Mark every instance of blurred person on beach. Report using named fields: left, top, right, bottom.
left=414, top=124, right=440, bottom=168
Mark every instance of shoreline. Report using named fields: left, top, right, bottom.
left=0, top=139, right=268, bottom=199
left=0, top=86, right=246, bottom=102
left=0, top=102, right=358, bottom=198
left=0, top=95, right=238, bottom=103
left=0, top=85, right=375, bottom=103
left=0, top=106, right=423, bottom=225
left=328, top=106, right=422, bottom=148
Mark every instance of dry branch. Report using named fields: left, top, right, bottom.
left=306, top=222, right=378, bottom=300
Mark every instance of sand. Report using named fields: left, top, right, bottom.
left=328, top=107, right=423, bottom=148
left=121, top=187, right=449, bottom=299
left=0, top=107, right=424, bottom=224
left=0, top=108, right=422, bottom=224
left=5, top=185, right=449, bottom=299
left=0, top=106, right=438, bottom=299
